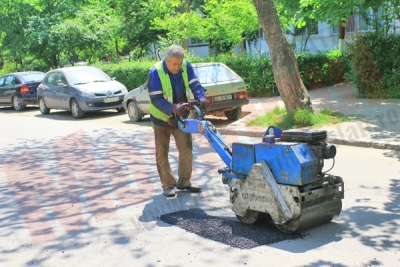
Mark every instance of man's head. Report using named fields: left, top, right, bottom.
left=165, top=45, right=185, bottom=74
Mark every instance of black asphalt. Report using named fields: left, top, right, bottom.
left=160, top=207, right=302, bottom=249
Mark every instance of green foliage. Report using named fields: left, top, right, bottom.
left=91, top=50, right=348, bottom=97
left=152, top=0, right=260, bottom=52
left=0, top=54, right=49, bottom=74
left=346, top=32, right=400, bottom=98
left=293, top=108, right=313, bottom=127
left=246, top=107, right=346, bottom=130
left=201, top=53, right=277, bottom=97
left=53, top=5, right=117, bottom=65
left=299, top=0, right=363, bottom=25
left=246, top=107, right=290, bottom=129
left=93, top=60, right=155, bottom=91
left=296, top=50, right=350, bottom=89
left=117, top=0, right=168, bottom=56
left=0, top=61, right=18, bottom=76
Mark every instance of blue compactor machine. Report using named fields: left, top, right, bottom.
left=176, top=101, right=344, bottom=233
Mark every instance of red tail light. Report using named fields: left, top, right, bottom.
left=20, top=85, right=30, bottom=95
left=206, top=96, right=213, bottom=104
left=236, top=91, right=248, bottom=99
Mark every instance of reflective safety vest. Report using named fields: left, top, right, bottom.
left=149, top=60, right=191, bottom=122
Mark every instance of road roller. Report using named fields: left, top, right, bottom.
left=176, top=101, right=344, bottom=233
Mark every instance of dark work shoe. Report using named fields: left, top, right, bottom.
left=177, top=184, right=202, bottom=193
left=164, top=187, right=176, bottom=197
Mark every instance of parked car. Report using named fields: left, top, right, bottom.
left=0, top=71, right=45, bottom=111
left=37, top=66, right=127, bottom=119
left=122, top=62, right=249, bottom=122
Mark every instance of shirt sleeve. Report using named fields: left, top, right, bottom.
left=186, top=61, right=206, bottom=100
left=147, top=67, right=174, bottom=115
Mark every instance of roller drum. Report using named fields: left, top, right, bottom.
left=275, top=198, right=342, bottom=233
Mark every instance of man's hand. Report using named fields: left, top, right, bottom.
left=199, top=98, right=210, bottom=111
left=172, top=103, right=188, bottom=116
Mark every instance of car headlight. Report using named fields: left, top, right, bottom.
left=121, top=87, right=128, bottom=94
left=79, top=90, right=96, bottom=97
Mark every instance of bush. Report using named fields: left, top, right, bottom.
left=94, top=60, right=155, bottom=91
left=0, top=56, right=49, bottom=75
left=296, top=50, right=350, bottom=89
left=202, top=53, right=277, bottom=97
left=346, top=32, right=400, bottom=98
left=93, top=50, right=349, bottom=97
left=293, top=108, right=313, bottom=128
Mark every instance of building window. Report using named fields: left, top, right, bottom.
left=332, top=11, right=369, bottom=34
left=332, top=24, right=338, bottom=34
left=189, top=38, right=208, bottom=46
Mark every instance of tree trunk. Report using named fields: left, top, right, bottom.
left=338, top=20, right=346, bottom=52
left=252, top=0, right=316, bottom=114
left=303, top=21, right=318, bottom=53
left=52, top=55, right=58, bottom=70
left=115, top=39, right=120, bottom=58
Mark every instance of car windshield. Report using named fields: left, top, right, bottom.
left=193, top=64, right=237, bottom=84
left=21, top=73, right=44, bottom=83
left=66, top=68, right=112, bottom=85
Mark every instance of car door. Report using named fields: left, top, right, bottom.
left=53, top=72, right=70, bottom=108
left=0, top=76, right=6, bottom=103
left=40, top=72, right=58, bottom=108
left=2, top=75, right=18, bottom=104
left=138, top=85, right=150, bottom=113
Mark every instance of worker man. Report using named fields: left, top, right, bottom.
left=147, top=45, right=210, bottom=197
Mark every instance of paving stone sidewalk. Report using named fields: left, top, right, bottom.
left=218, top=82, right=400, bottom=151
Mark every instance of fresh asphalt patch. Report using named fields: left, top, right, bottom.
left=160, top=207, right=302, bottom=249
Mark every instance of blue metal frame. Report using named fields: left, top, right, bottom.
left=178, top=104, right=233, bottom=168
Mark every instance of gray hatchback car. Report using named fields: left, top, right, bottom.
left=38, top=66, right=127, bottom=119
left=122, top=62, right=249, bottom=122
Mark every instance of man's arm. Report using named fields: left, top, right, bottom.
left=186, top=62, right=206, bottom=100
left=147, top=67, right=174, bottom=114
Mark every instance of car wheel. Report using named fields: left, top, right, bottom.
left=71, top=99, right=84, bottom=119
left=39, top=97, right=50, bottom=114
left=224, top=107, right=242, bottom=121
left=12, top=95, right=25, bottom=111
left=116, top=107, right=126, bottom=113
left=127, top=101, right=142, bottom=122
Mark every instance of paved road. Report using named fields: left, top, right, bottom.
left=0, top=106, right=399, bottom=267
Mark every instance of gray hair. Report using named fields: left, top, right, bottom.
left=165, top=45, right=185, bottom=60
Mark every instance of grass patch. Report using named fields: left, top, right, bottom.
left=246, top=107, right=362, bottom=130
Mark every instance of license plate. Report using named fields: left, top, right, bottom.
left=104, top=97, right=119, bottom=103
left=213, top=94, right=232, bottom=102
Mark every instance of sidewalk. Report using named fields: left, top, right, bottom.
left=218, top=82, right=400, bottom=151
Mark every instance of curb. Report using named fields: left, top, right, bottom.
left=218, top=127, right=400, bottom=152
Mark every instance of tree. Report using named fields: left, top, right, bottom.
left=299, top=0, right=400, bottom=51
left=0, top=0, right=35, bottom=70
left=116, top=0, right=169, bottom=58
left=299, top=0, right=362, bottom=51
left=253, top=0, right=316, bottom=113
left=53, top=6, right=117, bottom=65
left=151, top=0, right=260, bottom=54
left=24, top=0, right=88, bottom=69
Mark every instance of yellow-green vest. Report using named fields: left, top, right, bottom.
left=149, top=60, right=191, bottom=122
